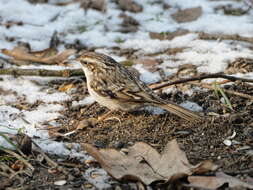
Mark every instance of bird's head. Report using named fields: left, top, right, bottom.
left=76, top=52, right=117, bottom=73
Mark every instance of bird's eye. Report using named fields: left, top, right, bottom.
left=81, top=60, right=88, bottom=65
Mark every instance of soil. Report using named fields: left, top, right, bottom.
left=62, top=81, right=253, bottom=170
left=1, top=78, right=253, bottom=190
left=46, top=80, right=252, bottom=189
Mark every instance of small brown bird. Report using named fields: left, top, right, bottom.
left=76, top=52, right=201, bottom=122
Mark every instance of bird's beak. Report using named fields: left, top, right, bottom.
left=62, top=58, right=76, bottom=65
left=75, top=52, right=83, bottom=61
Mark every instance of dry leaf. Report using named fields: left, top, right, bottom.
left=225, top=57, right=253, bottom=74
left=1, top=45, right=76, bottom=65
left=45, top=49, right=76, bottom=65
left=187, top=172, right=253, bottom=189
left=76, top=118, right=98, bottom=130
left=58, top=83, right=75, bottom=92
left=177, top=64, right=198, bottom=78
left=134, top=58, right=160, bottom=72
left=7, top=133, right=32, bottom=155
left=80, top=0, right=107, bottom=12
left=3, top=21, right=23, bottom=28
left=149, top=29, right=189, bottom=40
left=11, top=160, right=25, bottom=171
left=16, top=134, right=32, bottom=155
left=82, top=139, right=217, bottom=185
left=117, top=0, right=142, bottom=13
left=30, top=48, right=57, bottom=58
left=119, top=14, right=139, bottom=33
left=171, top=7, right=202, bottom=23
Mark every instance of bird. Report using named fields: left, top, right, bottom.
left=75, top=52, right=201, bottom=122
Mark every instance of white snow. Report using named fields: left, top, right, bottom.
left=72, top=95, right=95, bottom=107
left=133, top=64, right=161, bottom=84
left=0, top=77, right=70, bottom=103
left=180, top=101, right=203, bottom=112
left=84, top=168, right=112, bottom=189
left=24, top=104, right=63, bottom=124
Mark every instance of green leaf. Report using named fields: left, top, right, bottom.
left=0, top=132, right=17, bottom=150
left=213, top=82, right=233, bottom=110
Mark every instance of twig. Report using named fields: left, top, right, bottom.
left=0, top=171, right=10, bottom=177
left=0, top=163, right=24, bottom=184
left=190, top=82, right=253, bottom=100
left=32, top=140, right=68, bottom=175
left=224, top=168, right=253, bottom=175
left=9, top=170, right=32, bottom=179
left=151, top=73, right=253, bottom=90
left=32, top=141, right=58, bottom=168
left=0, top=176, right=13, bottom=189
left=0, top=68, right=83, bottom=77
left=0, top=132, right=27, bottom=159
left=0, top=163, right=16, bottom=174
left=198, top=32, right=253, bottom=44
left=0, top=148, right=34, bottom=172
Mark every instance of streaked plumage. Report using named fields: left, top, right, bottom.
left=77, top=52, right=201, bottom=122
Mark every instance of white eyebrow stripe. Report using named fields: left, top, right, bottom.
left=82, top=57, right=98, bottom=63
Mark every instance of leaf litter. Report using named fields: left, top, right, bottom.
left=82, top=139, right=218, bottom=185
left=187, top=172, right=253, bottom=189
left=1, top=44, right=76, bottom=65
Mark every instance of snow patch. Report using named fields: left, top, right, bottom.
left=133, top=64, right=161, bottom=84
left=72, top=96, right=95, bottom=107
left=180, top=101, right=203, bottom=112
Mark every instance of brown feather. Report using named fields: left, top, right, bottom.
left=78, top=52, right=202, bottom=121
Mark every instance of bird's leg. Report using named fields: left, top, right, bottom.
left=98, top=110, right=121, bottom=123
left=98, top=110, right=115, bottom=121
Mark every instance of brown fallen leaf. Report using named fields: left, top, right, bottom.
left=149, top=29, right=189, bottom=40
left=58, top=83, right=75, bottom=92
left=134, top=58, right=160, bottom=72
left=119, top=14, right=139, bottom=33
left=11, top=160, right=25, bottom=171
left=187, top=172, right=253, bottom=189
left=116, top=0, right=142, bottom=13
left=1, top=45, right=76, bottom=65
left=225, top=57, right=253, bottom=74
left=6, top=133, right=32, bottom=155
left=80, top=0, right=107, bottom=12
left=31, top=48, right=58, bottom=58
left=76, top=118, right=98, bottom=130
left=171, top=7, right=202, bottom=23
left=176, top=64, right=198, bottom=78
left=3, top=21, right=23, bottom=28
left=82, top=139, right=218, bottom=185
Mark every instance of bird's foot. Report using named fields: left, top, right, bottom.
left=98, top=110, right=121, bottom=123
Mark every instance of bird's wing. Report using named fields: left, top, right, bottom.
left=90, top=65, right=160, bottom=104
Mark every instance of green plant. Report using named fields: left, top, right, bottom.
left=115, top=37, right=125, bottom=43
left=213, top=82, right=233, bottom=110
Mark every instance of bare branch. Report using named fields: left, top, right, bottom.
left=151, top=73, right=253, bottom=90
left=0, top=68, right=83, bottom=77
left=198, top=32, right=253, bottom=44
left=190, top=82, right=253, bottom=100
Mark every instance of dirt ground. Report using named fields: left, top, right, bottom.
left=1, top=79, right=253, bottom=190
left=45, top=79, right=252, bottom=189
left=61, top=80, right=253, bottom=170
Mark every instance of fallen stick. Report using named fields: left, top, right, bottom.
left=0, top=148, right=34, bottom=172
left=32, top=141, right=68, bottom=175
left=198, top=32, right=253, bottom=44
left=151, top=73, right=253, bottom=90
left=0, top=68, right=83, bottom=77
left=190, top=82, right=253, bottom=100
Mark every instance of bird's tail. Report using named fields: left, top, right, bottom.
left=157, top=103, right=201, bottom=122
